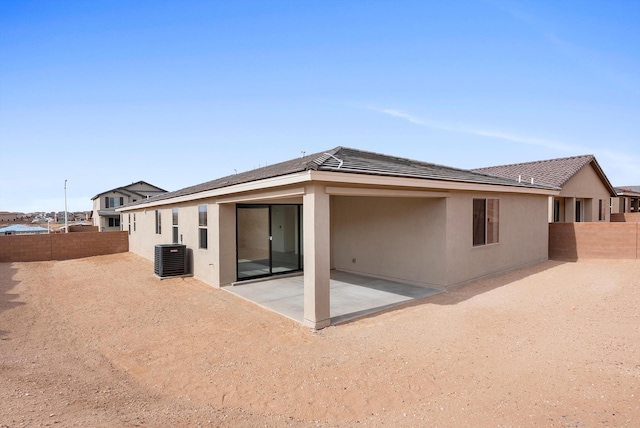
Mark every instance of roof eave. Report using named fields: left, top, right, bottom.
left=588, top=158, right=618, bottom=197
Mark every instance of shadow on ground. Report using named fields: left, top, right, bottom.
left=0, top=262, right=25, bottom=338
left=338, top=260, right=566, bottom=326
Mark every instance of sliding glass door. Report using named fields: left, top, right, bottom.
left=236, top=204, right=302, bottom=280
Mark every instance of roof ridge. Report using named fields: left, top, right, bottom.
left=334, top=146, right=482, bottom=174
left=308, top=147, right=342, bottom=169
left=474, top=154, right=594, bottom=170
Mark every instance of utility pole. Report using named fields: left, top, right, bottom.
left=64, top=179, right=68, bottom=233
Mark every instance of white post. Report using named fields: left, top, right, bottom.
left=64, top=179, right=68, bottom=233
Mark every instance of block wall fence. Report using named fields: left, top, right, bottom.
left=549, top=223, right=639, bottom=261
left=0, top=231, right=128, bottom=263
left=611, top=213, right=640, bottom=223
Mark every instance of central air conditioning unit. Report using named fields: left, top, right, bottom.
left=154, top=244, right=187, bottom=278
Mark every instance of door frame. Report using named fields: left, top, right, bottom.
left=235, top=203, right=303, bottom=281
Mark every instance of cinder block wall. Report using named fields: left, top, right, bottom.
left=611, top=213, right=640, bottom=222
left=68, top=225, right=99, bottom=232
left=549, top=223, right=639, bottom=260
left=0, top=231, right=128, bottom=263
left=0, top=234, right=53, bottom=262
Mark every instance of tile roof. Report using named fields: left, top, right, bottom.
left=615, top=185, right=640, bottom=195
left=473, top=154, right=617, bottom=196
left=472, top=155, right=593, bottom=188
left=122, top=146, right=557, bottom=208
left=91, top=181, right=168, bottom=200
left=0, top=224, right=49, bottom=233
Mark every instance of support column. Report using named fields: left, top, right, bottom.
left=565, top=197, right=576, bottom=223
left=302, top=183, right=331, bottom=329
left=634, top=197, right=639, bottom=213
left=211, top=203, right=236, bottom=288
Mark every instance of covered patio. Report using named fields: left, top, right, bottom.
left=224, top=270, right=441, bottom=325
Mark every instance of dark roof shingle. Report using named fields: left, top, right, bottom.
left=122, top=147, right=557, bottom=208
left=473, top=154, right=617, bottom=196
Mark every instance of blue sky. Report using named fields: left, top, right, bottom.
left=1, top=0, right=638, bottom=213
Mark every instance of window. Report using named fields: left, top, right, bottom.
left=133, top=213, right=136, bottom=232
left=598, top=199, right=604, bottom=221
left=172, top=208, right=179, bottom=243
left=576, top=200, right=582, bottom=222
left=108, top=217, right=120, bottom=227
left=105, top=197, right=124, bottom=208
left=198, top=205, right=208, bottom=249
left=128, top=214, right=131, bottom=235
left=155, top=210, right=161, bottom=234
left=473, top=198, right=499, bottom=246
left=553, top=200, right=560, bottom=223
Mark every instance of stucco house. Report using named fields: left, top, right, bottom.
left=118, top=147, right=558, bottom=329
left=612, top=186, right=640, bottom=214
left=92, top=181, right=167, bottom=231
left=473, top=155, right=616, bottom=223
left=0, top=211, right=19, bottom=222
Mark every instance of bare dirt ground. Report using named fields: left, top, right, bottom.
left=1, top=253, right=639, bottom=427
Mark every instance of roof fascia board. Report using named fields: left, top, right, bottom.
left=325, top=186, right=450, bottom=198
left=216, top=187, right=305, bottom=204
left=588, top=160, right=617, bottom=197
left=118, top=168, right=560, bottom=212
left=118, top=172, right=312, bottom=211
left=617, top=190, right=640, bottom=197
left=310, top=171, right=559, bottom=195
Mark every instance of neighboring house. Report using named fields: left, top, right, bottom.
left=0, top=224, right=49, bottom=235
left=473, top=155, right=616, bottom=223
left=92, top=181, right=167, bottom=231
left=612, top=186, right=640, bottom=214
left=0, top=212, right=18, bottom=222
left=118, top=147, right=558, bottom=329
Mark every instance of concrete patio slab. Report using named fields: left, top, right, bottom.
left=223, top=270, right=441, bottom=325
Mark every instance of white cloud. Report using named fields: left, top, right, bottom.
left=367, top=105, right=639, bottom=184
left=368, top=107, right=427, bottom=125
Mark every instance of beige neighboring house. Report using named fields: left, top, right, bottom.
left=473, top=155, right=617, bottom=223
left=0, top=212, right=18, bottom=222
left=118, top=147, right=558, bottom=329
left=612, top=186, right=640, bottom=214
left=92, top=181, right=167, bottom=231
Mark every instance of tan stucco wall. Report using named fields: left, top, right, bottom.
left=122, top=184, right=550, bottom=293
left=331, top=196, right=447, bottom=288
left=444, top=192, right=549, bottom=287
left=559, top=164, right=612, bottom=222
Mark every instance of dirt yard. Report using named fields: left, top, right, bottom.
left=1, top=253, right=639, bottom=427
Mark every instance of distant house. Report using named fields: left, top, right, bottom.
left=0, top=212, right=18, bottom=222
left=473, top=155, right=616, bottom=223
left=92, top=181, right=167, bottom=232
left=612, top=186, right=640, bottom=214
left=0, top=224, right=49, bottom=235
left=118, top=147, right=558, bottom=329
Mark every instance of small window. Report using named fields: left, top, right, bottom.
left=128, top=214, right=131, bottom=235
left=576, top=200, right=582, bottom=222
left=172, top=208, right=179, bottom=243
left=553, top=200, right=560, bottom=223
left=105, top=197, right=124, bottom=208
left=133, top=213, right=136, bottom=232
left=598, top=199, right=604, bottom=221
left=198, top=205, right=208, bottom=249
left=473, top=198, right=499, bottom=246
left=155, top=210, right=161, bottom=234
